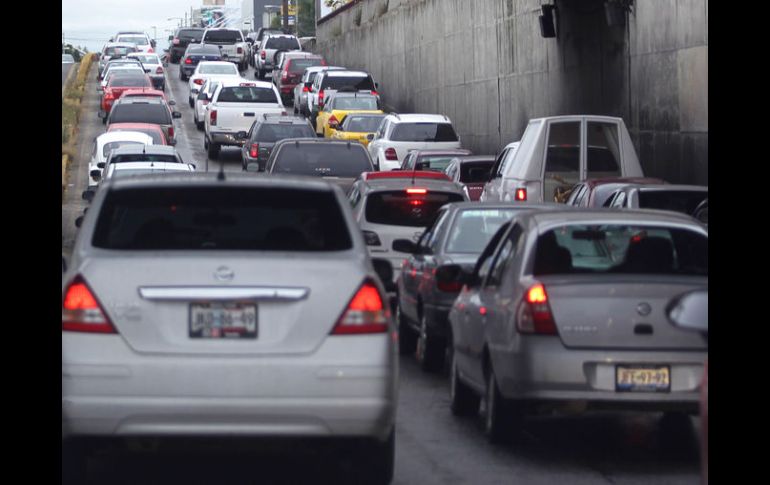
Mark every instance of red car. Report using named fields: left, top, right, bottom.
left=107, top=122, right=168, bottom=145
left=443, top=155, right=495, bottom=201
left=99, top=73, right=153, bottom=122
left=565, top=176, right=667, bottom=207
left=273, top=53, right=326, bottom=104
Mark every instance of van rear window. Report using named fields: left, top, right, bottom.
left=92, top=187, right=352, bottom=251
left=365, top=191, right=464, bottom=227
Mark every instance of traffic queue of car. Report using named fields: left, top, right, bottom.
left=63, top=26, right=708, bottom=485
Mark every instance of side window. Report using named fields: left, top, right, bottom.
left=572, top=184, right=589, bottom=206
left=348, top=184, right=361, bottom=208
left=445, top=162, right=458, bottom=180
left=587, top=121, right=621, bottom=177
left=603, top=191, right=619, bottom=207
left=492, top=149, right=508, bottom=177
left=565, top=184, right=583, bottom=206
left=417, top=209, right=448, bottom=254
left=378, top=120, right=389, bottom=139
left=484, top=225, right=523, bottom=287
left=611, top=191, right=627, bottom=208
left=427, top=210, right=452, bottom=253
left=544, top=121, right=581, bottom=202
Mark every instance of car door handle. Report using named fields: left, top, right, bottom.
left=243, top=112, right=255, bottom=117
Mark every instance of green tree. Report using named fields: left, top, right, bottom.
left=297, top=0, right=316, bottom=37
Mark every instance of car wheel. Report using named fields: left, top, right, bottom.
left=416, top=313, right=445, bottom=372
left=207, top=140, right=220, bottom=160
left=450, top=351, right=481, bottom=416
left=196, top=120, right=204, bottom=131
left=396, top=304, right=417, bottom=356
left=188, top=97, right=194, bottom=108
left=483, top=366, right=523, bottom=444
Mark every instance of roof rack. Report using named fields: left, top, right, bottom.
left=362, top=171, right=450, bottom=182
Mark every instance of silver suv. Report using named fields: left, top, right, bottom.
left=255, top=34, right=302, bottom=79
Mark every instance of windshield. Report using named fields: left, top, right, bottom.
left=93, top=188, right=353, bottom=251
left=445, top=209, right=518, bottom=253
left=272, top=144, right=373, bottom=177
left=391, top=123, right=458, bottom=142
left=255, top=123, right=315, bottom=142
left=109, top=104, right=171, bottom=125
left=460, top=161, right=494, bottom=183
left=265, top=37, right=300, bottom=50
left=365, top=191, right=465, bottom=227
left=344, top=116, right=385, bottom=132
left=533, top=225, right=708, bottom=276
left=217, top=86, right=278, bottom=103
left=116, top=35, right=148, bottom=45
left=330, top=96, right=378, bottom=110
left=103, top=141, right=144, bottom=158
left=199, top=64, right=239, bottom=75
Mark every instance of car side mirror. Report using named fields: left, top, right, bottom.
left=75, top=216, right=84, bottom=228
left=89, top=170, right=102, bottom=181
left=666, top=289, right=708, bottom=339
left=151, top=40, right=156, bottom=48
left=172, top=111, right=182, bottom=119
left=392, top=239, right=418, bottom=254
left=82, top=189, right=95, bottom=202
left=189, top=163, right=197, bottom=170
left=97, top=162, right=105, bottom=169
left=375, top=82, right=379, bottom=89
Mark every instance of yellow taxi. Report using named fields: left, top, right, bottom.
left=330, top=113, right=388, bottom=148
left=315, top=92, right=384, bottom=138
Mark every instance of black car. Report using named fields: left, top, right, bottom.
left=169, top=28, right=205, bottom=63
left=106, top=97, right=182, bottom=146
left=240, top=115, right=316, bottom=171
left=265, top=139, right=375, bottom=193
left=179, top=44, right=223, bottom=80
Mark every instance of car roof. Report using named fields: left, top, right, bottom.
left=114, top=96, right=167, bottom=105
left=103, top=42, right=137, bottom=48
left=217, top=78, right=271, bottom=88
left=109, top=145, right=179, bottom=156
left=121, top=89, right=165, bottom=96
left=102, top=171, right=341, bottom=192
left=387, top=113, right=452, bottom=123
left=259, top=116, right=311, bottom=125
left=523, top=208, right=709, bottom=232
left=324, top=70, right=370, bottom=77
left=529, top=114, right=624, bottom=123
left=283, top=52, right=320, bottom=59
left=360, top=172, right=465, bottom=193
left=411, top=149, right=473, bottom=156
left=584, top=177, right=666, bottom=188
left=305, top=66, right=344, bottom=73
left=108, top=123, right=164, bottom=131
left=196, top=61, right=239, bottom=68
left=110, top=162, right=193, bottom=171
left=444, top=201, right=564, bottom=212
left=187, top=44, right=220, bottom=52
left=273, top=138, right=366, bottom=148
left=96, top=131, right=154, bottom=144
left=450, top=155, right=495, bottom=164
left=628, top=184, right=708, bottom=192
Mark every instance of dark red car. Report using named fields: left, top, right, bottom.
left=443, top=155, right=495, bottom=201
left=272, top=53, right=326, bottom=104
left=98, top=73, right=153, bottom=122
left=564, top=176, right=667, bottom=207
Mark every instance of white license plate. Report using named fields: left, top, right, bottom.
left=616, top=365, right=670, bottom=392
left=189, top=302, right=257, bottom=339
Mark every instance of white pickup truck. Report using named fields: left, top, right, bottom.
left=482, top=115, right=644, bottom=203
left=200, top=28, right=249, bottom=72
left=204, top=79, right=285, bottom=160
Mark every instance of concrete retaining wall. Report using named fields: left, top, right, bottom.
left=315, top=0, right=707, bottom=184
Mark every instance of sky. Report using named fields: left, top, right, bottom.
left=63, top=1, right=335, bottom=54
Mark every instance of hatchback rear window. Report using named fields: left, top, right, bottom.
left=271, top=144, right=373, bottom=177
left=93, top=188, right=352, bottom=251
left=343, top=116, right=385, bottom=133
left=109, top=76, right=152, bottom=88
left=322, top=76, right=375, bottom=91
left=265, top=37, right=301, bottom=50
left=533, top=225, right=708, bottom=276
left=288, top=58, right=324, bottom=73
left=638, top=190, right=708, bottom=215
left=109, top=128, right=165, bottom=145
left=365, top=191, right=464, bottom=227
left=391, top=123, right=458, bottom=142
left=198, top=64, right=238, bottom=75
left=109, top=104, right=171, bottom=125
left=217, top=87, right=278, bottom=103
left=255, top=123, right=315, bottom=142
left=330, top=96, right=378, bottom=110
left=460, top=161, right=494, bottom=183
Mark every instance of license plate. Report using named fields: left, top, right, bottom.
left=189, top=302, right=257, bottom=339
left=616, top=365, right=670, bottom=392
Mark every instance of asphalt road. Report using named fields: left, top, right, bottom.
left=61, top=61, right=703, bottom=485
left=62, top=62, right=75, bottom=86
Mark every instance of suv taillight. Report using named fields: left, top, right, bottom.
left=328, top=115, right=340, bottom=128
left=62, top=277, right=116, bottom=334
left=318, top=90, right=325, bottom=107
left=184, top=58, right=192, bottom=64
left=260, top=51, right=266, bottom=59
left=384, top=148, right=398, bottom=161
left=331, top=280, right=389, bottom=335
left=193, top=78, right=204, bottom=85
left=302, top=86, right=310, bottom=93
left=156, top=66, right=164, bottom=74
left=249, top=143, right=259, bottom=158
left=167, top=126, right=175, bottom=140
left=516, top=283, right=557, bottom=335
left=515, top=187, right=527, bottom=201
left=210, top=110, right=217, bottom=126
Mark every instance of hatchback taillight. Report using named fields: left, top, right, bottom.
left=184, top=58, right=192, bottom=64
left=331, top=280, right=389, bottom=335
left=260, top=51, right=266, bottom=59
left=62, top=278, right=116, bottom=334
left=237, top=47, right=243, bottom=54
left=210, top=110, right=217, bottom=126
left=384, top=148, right=398, bottom=161
left=302, top=86, right=310, bottom=93
left=156, top=66, right=164, bottom=74
left=249, top=143, right=259, bottom=158
left=516, top=283, right=557, bottom=335
left=193, top=78, right=204, bottom=85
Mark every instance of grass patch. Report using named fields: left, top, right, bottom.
left=62, top=53, right=96, bottom=199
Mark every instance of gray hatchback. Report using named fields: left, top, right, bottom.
left=240, top=114, right=315, bottom=171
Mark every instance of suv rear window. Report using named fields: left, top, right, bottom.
left=288, top=58, right=324, bottom=73
left=271, top=144, right=373, bottom=177
left=321, top=76, right=375, bottom=91
left=265, top=37, right=301, bottom=50
left=109, top=104, right=171, bottom=125
left=93, top=187, right=352, bottom=251
left=391, top=123, right=458, bottom=142
left=255, top=123, right=315, bottom=142
left=178, top=29, right=204, bottom=41
left=217, top=86, right=278, bottom=103
left=203, top=30, right=242, bottom=44
left=365, top=191, right=464, bottom=227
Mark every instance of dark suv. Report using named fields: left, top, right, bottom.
left=179, top=44, right=223, bottom=81
left=241, top=114, right=316, bottom=171
left=169, top=28, right=205, bottom=63
left=106, top=97, right=182, bottom=146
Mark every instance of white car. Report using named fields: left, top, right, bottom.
left=126, top=52, right=166, bottom=90
left=113, top=32, right=154, bottom=53
left=479, top=141, right=520, bottom=202
left=367, top=114, right=462, bottom=171
left=193, top=79, right=223, bottom=130
left=100, top=64, right=146, bottom=88
left=187, top=61, right=241, bottom=107
left=88, top=132, right=154, bottom=188
left=103, top=161, right=196, bottom=182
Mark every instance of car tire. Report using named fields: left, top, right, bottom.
left=483, top=367, right=523, bottom=444
left=207, top=140, right=220, bottom=160
left=416, top=313, right=445, bottom=372
left=450, top=351, right=481, bottom=416
left=396, top=304, right=417, bottom=356
left=188, top=97, right=194, bottom=108
left=196, top=120, right=204, bottom=131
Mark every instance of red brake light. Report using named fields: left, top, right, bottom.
left=384, top=148, right=398, bottom=161
left=156, top=66, right=163, bottom=74
left=103, top=89, right=114, bottom=100
left=249, top=143, right=259, bottom=158
left=328, top=115, right=339, bottom=128
left=167, top=126, right=174, bottom=140
left=148, top=48, right=154, bottom=53
left=371, top=91, right=378, bottom=96
left=172, top=38, right=180, bottom=45
left=184, top=58, right=192, bottom=64
left=237, top=47, right=243, bottom=54
left=62, top=278, right=116, bottom=334
left=406, top=188, right=427, bottom=195
left=331, top=280, right=389, bottom=335
left=260, top=50, right=266, bottom=59
left=193, top=78, right=204, bottom=85
left=515, top=188, right=527, bottom=201
left=318, top=90, right=325, bottom=107
left=516, top=283, right=557, bottom=335
left=210, top=110, right=217, bottom=126
left=302, top=86, right=310, bottom=93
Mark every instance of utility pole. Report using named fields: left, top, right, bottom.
left=184, top=12, right=188, bottom=27
left=282, top=0, right=289, bottom=31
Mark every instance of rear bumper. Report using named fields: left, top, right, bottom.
left=62, top=333, right=397, bottom=440
left=490, top=338, right=706, bottom=408
left=209, top=131, right=247, bottom=147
